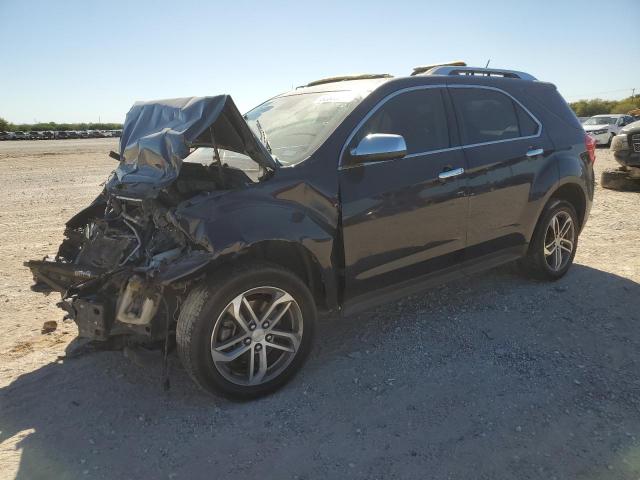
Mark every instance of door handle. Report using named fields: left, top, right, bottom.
left=438, top=167, right=465, bottom=180
left=526, top=148, right=544, bottom=157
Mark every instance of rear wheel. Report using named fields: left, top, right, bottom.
left=520, top=200, right=578, bottom=281
left=176, top=262, right=316, bottom=400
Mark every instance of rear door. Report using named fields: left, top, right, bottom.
left=449, top=86, right=553, bottom=259
left=339, top=87, right=468, bottom=305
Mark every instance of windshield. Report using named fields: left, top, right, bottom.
left=243, top=90, right=366, bottom=165
left=584, top=117, right=615, bottom=126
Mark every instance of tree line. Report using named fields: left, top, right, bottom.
left=0, top=118, right=122, bottom=132
left=569, top=95, right=639, bottom=118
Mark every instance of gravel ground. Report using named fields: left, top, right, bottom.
left=0, top=139, right=639, bottom=480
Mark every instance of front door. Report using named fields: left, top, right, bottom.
left=339, top=87, right=468, bottom=305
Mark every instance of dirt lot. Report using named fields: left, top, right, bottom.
left=1, top=138, right=639, bottom=479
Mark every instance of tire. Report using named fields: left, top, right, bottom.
left=606, top=133, right=614, bottom=147
left=601, top=170, right=640, bottom=192
left=176, top=261, right=316, bottom=400
left=519, top=199, right=579, bottom=281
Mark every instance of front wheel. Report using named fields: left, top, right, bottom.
left=176, top=262, right=316, bottom=400
left=519, top=200, right=579, bottom=281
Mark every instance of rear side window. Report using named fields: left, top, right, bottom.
left=451, top=88, right=539, bottom=144
left=352, top=88, right=450, bottom=155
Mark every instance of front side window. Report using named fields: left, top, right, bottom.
left=350, top=88, right=450, bottom=155
left=451, top=88, right=538, bottom=144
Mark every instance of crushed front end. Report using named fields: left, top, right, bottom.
left=26, top=194, right=207, bottom=343
left=25, top=94, right=275, bottom=345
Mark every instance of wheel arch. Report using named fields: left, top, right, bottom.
left=523, top=178, right=589, bottom=247
left=548, top=182, right=587, bottom=230
left=200, top=240, right=338, bottom=312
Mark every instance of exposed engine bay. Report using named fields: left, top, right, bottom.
left=25, top=94, right=276, bottom=345
left=26, top=161, right=258, bottom=344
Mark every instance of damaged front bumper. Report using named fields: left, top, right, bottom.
left=25, top=195, right=213, bottom=343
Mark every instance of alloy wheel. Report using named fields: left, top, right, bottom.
left=543, top=211, right=575, bottom=272
left=210, top=286, right=303, bottom=386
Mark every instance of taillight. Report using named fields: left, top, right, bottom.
left=585, top=133, right=596, bottom=164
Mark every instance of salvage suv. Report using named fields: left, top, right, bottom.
left=27, top=65, right=595, bottom=399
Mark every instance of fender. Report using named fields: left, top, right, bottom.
left=167, top=181, right=340, bottom=309
left=525, top=146, right=593, bottom=242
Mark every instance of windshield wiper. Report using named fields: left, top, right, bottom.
left=254, top=119, right=273, bottom=155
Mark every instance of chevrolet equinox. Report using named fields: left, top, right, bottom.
left=27, top=65, right=595, bottom=399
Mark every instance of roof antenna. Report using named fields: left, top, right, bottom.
left=485, top=59, right=491, bottom=68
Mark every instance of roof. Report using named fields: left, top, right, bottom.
left=281, top=77, right=394, bottom=97
left=305, top=73, right=393, bottom=87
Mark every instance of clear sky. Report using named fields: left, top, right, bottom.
left=1, top=0, right=638, bottom=124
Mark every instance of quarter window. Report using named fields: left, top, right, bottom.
left=451, top=88, right=539, bottom=144
left=351, top=88, right=450, bottom=155
left=516, top=104, right=538, bottom=136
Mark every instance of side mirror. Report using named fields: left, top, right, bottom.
left=349, top=133, right=407, bottom=164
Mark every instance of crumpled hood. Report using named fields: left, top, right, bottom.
left=107, top=95, right=276, bottom=198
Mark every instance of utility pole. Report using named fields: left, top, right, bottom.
left=632, top=88, right=635, bottom=100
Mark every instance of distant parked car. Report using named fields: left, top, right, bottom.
left=0, top=131, right=14, bottom=140
left=29, top=131, right=44, bottom=140
left=42, top=131, right=55, bottom=139
left=582, top=114, right=635, bottom=146
left=13, top=131, right=29, bottom=140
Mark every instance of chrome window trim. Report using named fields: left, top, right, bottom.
left=338, top=84, right=543, bottom=170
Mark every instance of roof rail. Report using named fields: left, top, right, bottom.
left=411, top=61, right=466, bottom=76
left=304, top=73, right=393, bottom=88
left=419, top=66, right=537, bottom=81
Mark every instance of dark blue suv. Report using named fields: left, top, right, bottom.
left=27, top=65, right=595, bottom=399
